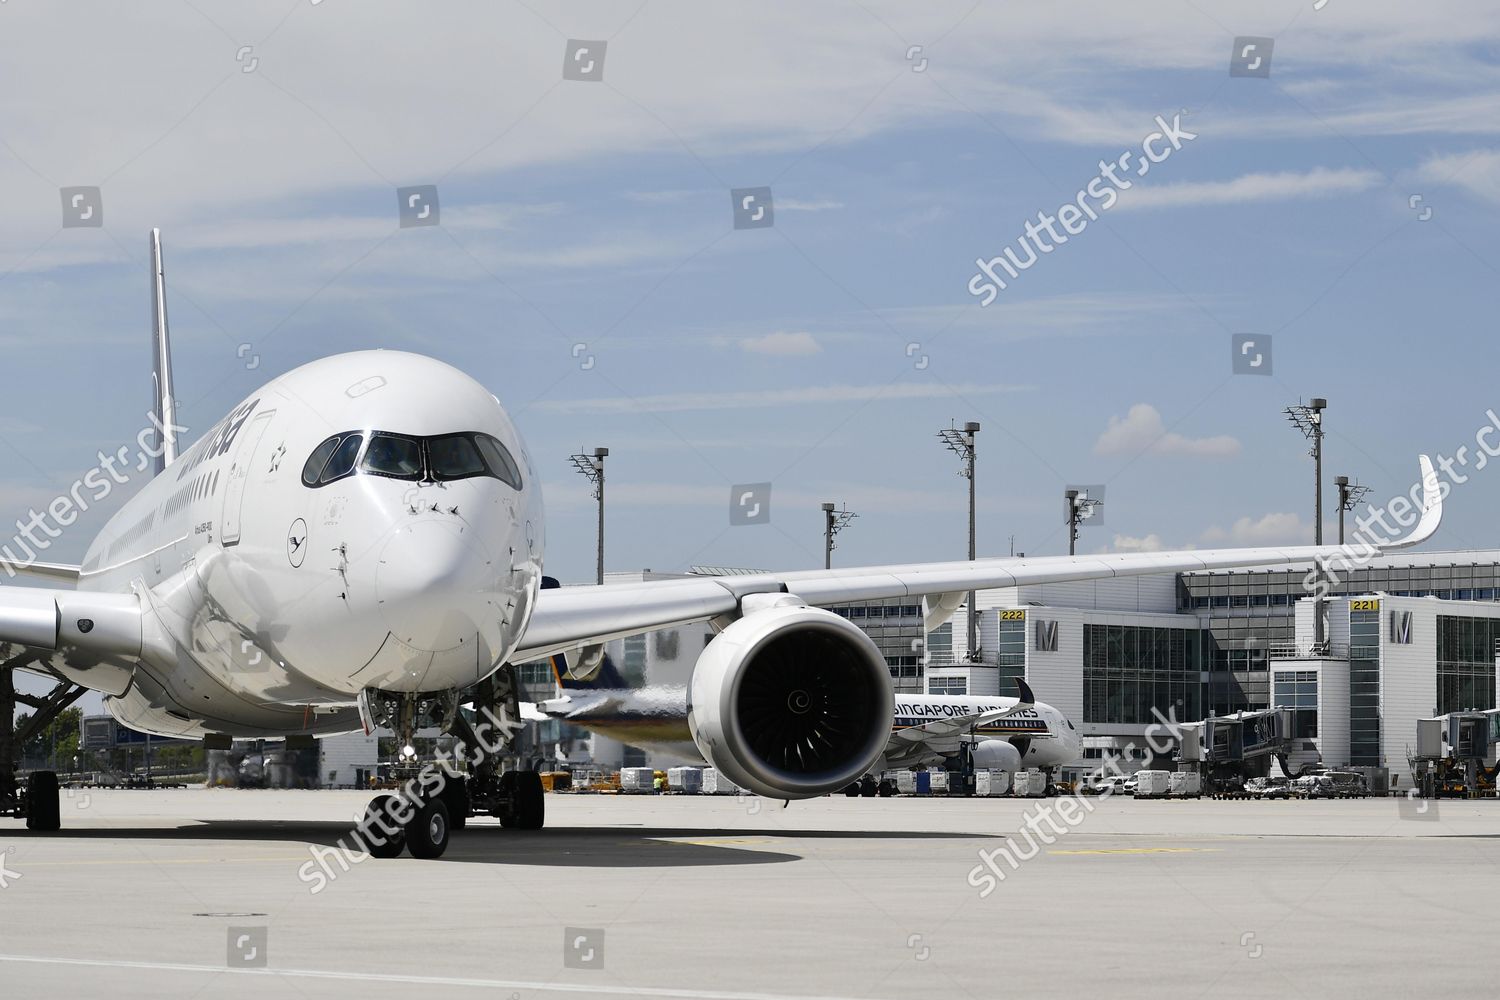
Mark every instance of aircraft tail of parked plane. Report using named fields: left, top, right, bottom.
left=0, top=230, right=1446, bottom=858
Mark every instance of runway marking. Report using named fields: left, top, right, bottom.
left=653, top=837, right=773, bottom=847
left=1049, top=847, right=1223, bottom=855
left=0, top=954, right=867, bottom=1000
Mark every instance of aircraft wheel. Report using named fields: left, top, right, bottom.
left=25, top=771, right=60, bottom=831
left=513, top=771, right=545, bottom=830
left=406, top=798, right=451, bottom=859
left=359, top=794, right=407, bottom=858
left=441, top=775, right=468, bottom=831
left=494, top=771, right=518, bottom=828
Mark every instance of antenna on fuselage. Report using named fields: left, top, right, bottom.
left=149, top=228, right=179, bottom=474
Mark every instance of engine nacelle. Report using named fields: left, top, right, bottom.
left=972, top=739, right=1023, bottom=772
left=688, top=597, right=894, bottom=800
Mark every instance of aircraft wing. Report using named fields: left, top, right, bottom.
left=512, top=455, right=1441, bottom=662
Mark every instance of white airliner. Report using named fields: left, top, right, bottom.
left=0, top=232, right=1443, bottom=858
left=531, top=656, right=1081, bottom=780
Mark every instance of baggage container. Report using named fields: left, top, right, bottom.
left=975, top=770, right=1011, bottom=796
left=1013, top=770, right=1047, bottom=797
left=667, top=767, right=702, bottom=794
left=1168, top=771, right=1201, bottom=798
left=1134, top=769, right=1172, bottom=799
left=619, top=767, right=656, bottom=792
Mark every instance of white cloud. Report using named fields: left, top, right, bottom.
left=1106, top=533, right=1168, bottom=553
left=778, top=199, right=844, bottom=213
left=1093, top=404, right=1241, bottom=459
left=536, top=381, right=1031, bottom=415
left=738, top=331, right=822, bottom=356
left=1115, top=168, right=1383, bottom=212
left=1416, top=149, right=1500, bottom=204
left=1200, top=513, right=1312, bottom=547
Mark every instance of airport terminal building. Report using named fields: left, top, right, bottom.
left=906, top=549, right=1500, bottom=786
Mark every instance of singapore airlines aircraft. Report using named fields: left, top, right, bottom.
left=0, top=232, right=1443, bottom=858
left=531, top=656, right=1081, bottom=780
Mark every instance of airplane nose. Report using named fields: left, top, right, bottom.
left=375, top=519, right=495, bottom=651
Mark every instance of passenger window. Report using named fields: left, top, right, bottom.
left=360, top=433, right=423, bottom=480
left=475, top=435, right=523, bottom=489
left=320, top=434, right=363, bottom=484
left=301, top=435, right=343, bottom=487
left=427, top=434, right=488, bottom=481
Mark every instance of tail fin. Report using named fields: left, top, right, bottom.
left=538, top=576, right=630, bottom=690
left=549, top=650, right=629, bottom=691
left=148, top=228, right=179, bottom=473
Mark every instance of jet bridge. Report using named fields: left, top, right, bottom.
left=1179, top=709, right=1301, bottom=786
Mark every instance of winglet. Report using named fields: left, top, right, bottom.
left=1382, top=455, right=1443, bottom=550
left=149, top=228, right=178, bottom=474
left=1014, top=676, right=1035, bottom=706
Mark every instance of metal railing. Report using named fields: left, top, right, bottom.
left=1268, top=642, right=1350, bottom=660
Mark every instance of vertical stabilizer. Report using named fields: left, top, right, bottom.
left=149, top=228, right=178, bottom=472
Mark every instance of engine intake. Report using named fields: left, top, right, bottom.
left=688, top=597, right=894, bottom=799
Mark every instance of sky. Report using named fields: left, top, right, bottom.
left=1, top=0, right=1498, bottom=587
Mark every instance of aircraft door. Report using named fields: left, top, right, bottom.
left=221, top=410, right=276, bottom=545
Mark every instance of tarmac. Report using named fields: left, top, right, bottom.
left=0, top=788, right=1495, bottom=999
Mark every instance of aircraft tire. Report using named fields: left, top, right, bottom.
left=406, top=798, right=451, bottom=859
left=513, top=770, right=545, bottom=830
left=25, top=771, right=60, bottom=831
left=359, top=794, right=407, bottom=858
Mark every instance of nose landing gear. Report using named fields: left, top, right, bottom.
left=358, top=666, right=545, bottom=860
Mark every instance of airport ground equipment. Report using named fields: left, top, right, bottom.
left=1169, top=771, right=1202, bottom=798
left=976, top=770, right=1011, bottom=796
left=1134, top=770, right=1172, bottom=799
left=1408, top=710, right=1500, bottom=798
left=1013, top=770, right=1048, bottom=797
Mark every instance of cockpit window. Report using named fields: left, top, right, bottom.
left=361, top=433, right=423, bottom=480
left=302, top=433, right=363, bottom=486
left=301, top=436, right=342, bottom=487
left=300, top=430, right=523, bottom=489
left=475, top=434, right=523, bottom=489
left=427, top=433, right=488, bottom=481
left=321, top=434, right=364, bottom=483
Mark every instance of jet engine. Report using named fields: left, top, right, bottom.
left=972, top=739, right=1023, bottom=772
left=688, top=596, right=894, bottom=800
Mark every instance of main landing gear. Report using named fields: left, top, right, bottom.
left=358, top=666, right=545, bottom=860
left=0, top=661, right=83, bottom=833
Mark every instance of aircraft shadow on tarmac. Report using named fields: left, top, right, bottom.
left=3, top=822, right=992, bottom=868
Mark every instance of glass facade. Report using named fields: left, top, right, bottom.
left=1348, top=608, right=1381, bottom=766
left=830, top=600, right=926, bottom=683
left=1083, top=624, right=1201, bottom=725
left=1435, top=615, right=1500, bottom=715
left=997, top=613, right=1027, bottom=692
left=1181, top=561, right=1500, bottom=716
left=1273, top=670, right=1319, bottom=738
